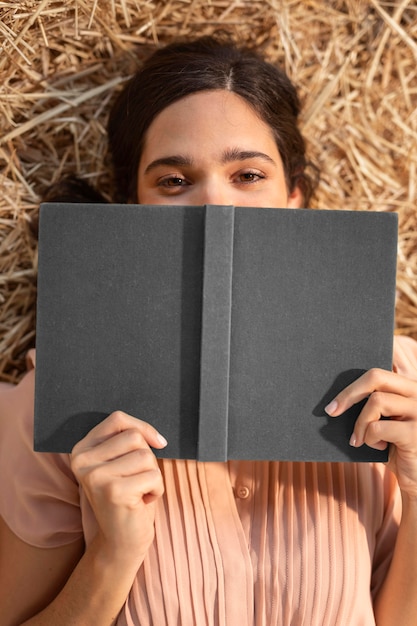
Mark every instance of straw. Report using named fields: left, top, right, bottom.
left=1, top=0, right=416, bottom=381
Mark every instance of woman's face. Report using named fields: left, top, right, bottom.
left=137, top=90, right=303, bottom=209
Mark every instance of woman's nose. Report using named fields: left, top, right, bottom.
left=191, top=180, right=232, bottom=207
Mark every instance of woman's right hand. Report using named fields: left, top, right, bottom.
left=70, top=411, right=167, bottom=567
left=1, top=413, right=167, bottom=625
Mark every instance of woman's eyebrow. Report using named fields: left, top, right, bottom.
left=143, top=149, right=277, bottom=175
left=144, top=155, right=193, bottom=175
left=221, top=148, right=277, bottom=166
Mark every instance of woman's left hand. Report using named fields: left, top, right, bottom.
left=325, top=369, right=417, bottom=498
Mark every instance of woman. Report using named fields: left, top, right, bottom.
left=1, top=36, right=417, bottom=626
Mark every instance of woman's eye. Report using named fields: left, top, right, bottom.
left=237, top=171, right=265, bottom=184
left=158, top=176, right=188, bottom=188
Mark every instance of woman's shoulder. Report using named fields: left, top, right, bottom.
left=0, top=349, right=83, bottom=548
left=0, top=350, right=36, bottom=433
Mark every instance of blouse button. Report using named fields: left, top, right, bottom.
left=236, top=485, right=250, bottom=499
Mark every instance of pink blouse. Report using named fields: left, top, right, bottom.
left=1, top=336, right=416, bottom=625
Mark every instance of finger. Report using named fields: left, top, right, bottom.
left=325, top=368, right=417, bottom=417
left=363, top=417, right=417, bottom=452
left=350, top=392, right=417, bottom=447
left=75, top=427, right=157, bottom=466
left=76, top=449, right=164, bottom=500
left=101, top=447, right=160, bottom=479
left=72, top=410, right=167, bottom=454
left=98, top=469, right=165, bottom=506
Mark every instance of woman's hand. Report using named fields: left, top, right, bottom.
left=325, top=369, right=417, bottom=498
left=0, top=413, right=168, bottom=625
left=70, top=411, right=167, bottom=565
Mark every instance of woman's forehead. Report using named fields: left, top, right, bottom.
left=139, top=90, right=280, bottom=168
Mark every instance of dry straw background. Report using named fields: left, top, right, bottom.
left=0, top=0, right=416, bottom=383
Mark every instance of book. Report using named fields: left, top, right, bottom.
left=34, top=203, right=398, bottom=462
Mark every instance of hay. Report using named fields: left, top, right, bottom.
left=0, top=0, right=416, bottom=382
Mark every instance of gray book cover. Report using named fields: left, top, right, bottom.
left=34, top=203, right=397, bottom=462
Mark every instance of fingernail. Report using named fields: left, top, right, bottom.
left=325, top=399, right=338, bottom=416
left=349, top=433, right=357, bottom=447
left=157, top=433, right=168, bottom=447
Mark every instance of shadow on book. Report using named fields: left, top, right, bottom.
left=314, top=369, right=388, bottom=462
left=38, top=368, right=389, bottom=463
left=39, top=412, right=108, bottom=453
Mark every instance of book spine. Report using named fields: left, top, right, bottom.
left=197, top=205, right=234, bottom=461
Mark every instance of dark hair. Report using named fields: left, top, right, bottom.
left=108, top=36, right=317, bottom=205
left=43, top=36, right=317, bottom=207
left=41, top=175, right=107, bottom=204
left=31, top=175, right=108, bottom=237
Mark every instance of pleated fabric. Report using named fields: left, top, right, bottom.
left=115, top=459, right=400, bottom=626
left=3, top=339, right=414, bottom=625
